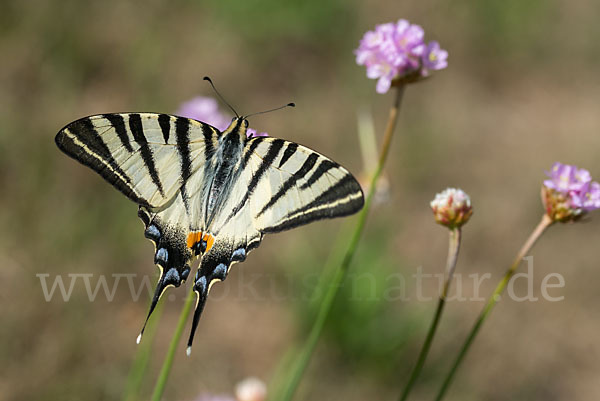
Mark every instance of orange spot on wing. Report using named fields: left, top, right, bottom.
left=187, top=231, right=215, bottom=253
left=187, top=231, right=202, bottom=249
left=203, top=233, right=215, bottom=253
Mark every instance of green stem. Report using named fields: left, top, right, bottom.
left=398, top=228, right=462, bottom=401
left=150, top=289, right=196, bottom=401
left=123, top=300, right=164, bottom=401
left=434, top=214, right=553, bottom=401
left=275, top=86, right=406, bottom=401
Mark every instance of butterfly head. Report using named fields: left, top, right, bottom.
left=222, top=116, right=250, bottom=140
left=203, top=76, right=293, bottom=141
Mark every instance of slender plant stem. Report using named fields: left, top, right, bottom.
left=441, top=229, right=462, bottom=299
left=434, top=214, right=553, bottom=401
left=123, top=301, right=164, bottom=401
left=275, top=86, right=406, bottom=401
left=150, top=289, right=196, bottom=401
left=398, top=228, right=462, bottom=401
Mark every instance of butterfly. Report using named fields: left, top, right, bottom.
left=55, top=109, right=364, bottom=353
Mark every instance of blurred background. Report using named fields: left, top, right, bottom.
left=1, top=0, right=600, bottom=400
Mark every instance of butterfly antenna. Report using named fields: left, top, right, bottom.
left=203, top=76, right=239, bottom=118
left=244, top=103, right=295, bottom=119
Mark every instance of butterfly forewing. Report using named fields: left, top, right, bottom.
left=247, top=137, right=364, bottom=233
left=206, top=136, right=364, bottom=263
left=55, top=113, right=219, bottom=209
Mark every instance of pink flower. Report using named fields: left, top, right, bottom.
left=420, top=41, right=448, bottom=76
left=176, top=97, right=229, bottom=131
left=542, top=162, right=600, bottom=222
left=355, top=19, right=448, bottom=93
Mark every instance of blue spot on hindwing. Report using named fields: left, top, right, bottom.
left=155, top=247, right=168, bottom=265
left=145, top=225, right=161, bottom=242
left=181, top=266, right=191, bottom=281
left=231, top=248, right=246, bottom=262
left=164, top=267, right=181, bottom=286
left=213, top=263, right=228, bottom=280
left=194, top=276, right=208, bottom=293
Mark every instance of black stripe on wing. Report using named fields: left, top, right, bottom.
left=203, top=127, right=216, bottom=160
left=241, top=136, right=266, bottom=170
left=261, top=174, right=364, bottom=233
left=129, top=113, right=166, bottom=197
left=103, top=114, right=133, bottom=152
left=158, top=113, right=171, bottom=144
left=175, top=117, right=193, bottom=213
left=278, top=142, right=298, bottom=168
left=256, top=152, right=319, bottom=217
left=175, top=117, right=193, bottom=182
left=55, top=117, right=149, bottom=207
left=228, top=138, right=285, bottom=219
left=300, top=159, right=337, bottom=190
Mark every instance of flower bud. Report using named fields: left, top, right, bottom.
left=430, top=188, right=472, bottom=229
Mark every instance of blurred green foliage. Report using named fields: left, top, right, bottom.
left=321, top=228, right=423, bottom=376
left=205, top=0, right=357, bottom=46
left=467, top=0, right=554, bottom=56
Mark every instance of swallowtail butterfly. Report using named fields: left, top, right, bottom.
left=56, top=108, right=364, bottom=353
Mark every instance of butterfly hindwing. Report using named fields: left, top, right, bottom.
left=137, top=205, right=193, bottom=337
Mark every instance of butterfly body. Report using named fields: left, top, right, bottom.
left=202, top=120, right=247, bottom=229
left=56, top=112, right=364, bottom=351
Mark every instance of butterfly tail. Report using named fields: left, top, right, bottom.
left=186, top=252, right=230, bottom=355
left=186, top=276, right=209, bottom=356
left=137, top=264, right=191, bottom=343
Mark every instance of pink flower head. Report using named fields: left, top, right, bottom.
left=544, top=162, right=591, bottom=193
left=176, top=96, right=229, bottom=131
left=355, top=19, right=448, bottom=93
left=176, top=96, right=268, bottom=138
left=542, top=162, right=600, bottom=222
